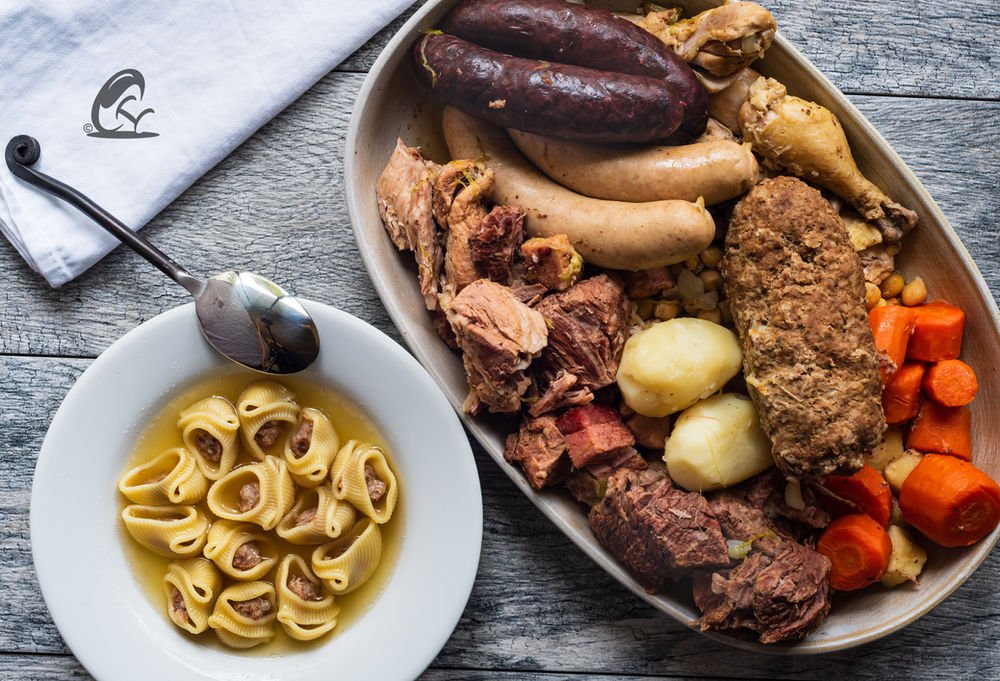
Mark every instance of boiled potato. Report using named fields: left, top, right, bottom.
left=617, top=318, right=742, bottom=417
left=885, top=451, right=923, bottom=494
left=664, top=393, right=774, bottom=492
left=881, top=525, right=928, bottom=588
left=865, top=428, right=904, bottom=472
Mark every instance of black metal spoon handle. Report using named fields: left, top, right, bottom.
left=5, top=135, right=203, bottom=294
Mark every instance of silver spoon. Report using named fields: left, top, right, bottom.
left=5, top=135, right=320, bottom=374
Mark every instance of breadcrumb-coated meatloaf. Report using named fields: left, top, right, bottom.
left=721, top=176, right=885, bottom=479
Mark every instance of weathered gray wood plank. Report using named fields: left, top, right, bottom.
left=338, top=1, right=1000, bottom=100
left=4, top=354, right=999, bottom=680
left=0, top=71, right=996, bottom=358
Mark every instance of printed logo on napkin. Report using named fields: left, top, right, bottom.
left=84, top=69, right=158, bottom=139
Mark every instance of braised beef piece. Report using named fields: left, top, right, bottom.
left=744, top=469, right=831, bottom=532
left=626, top=413, right=673, bottom=450
left=534, top=275, right=629, bottom=392
left=621, top=267, right=676, bottom=299
left=557, top=404, right=635, bottom=468
left=239, top=482, right=261, bottom=513
left=170, top=587, right=190, bottom=624
left=254, top=421, right=282, bottom=448
left=566, top=446, right=647, bottom=506
left=470, top=205, right=525, bottom=285
left=753, top=542, right=832, bottom=644
left=232, top=596, right=272, bottom=620
left=589, top=467, right=729, bottom=590
left=509, top=275, right=549, bottom=307
left=444, top=279, right=548, bottom=414
left=365, top=463, right=387, bottom=502
left=290, top=417, right=314, bottom=458
left=504, top=415, right=571, bottom=490
left=520, top=234, right=582, bottom=292
left=232, top=541, right=263, bottom=571
left=434, top=161, right=494, bottom=292
left=432, top=309, right=459, bottom=350
left=376, top=139, right=443, bottom=309
left=288, top=575, right=325, bottom=602
left=528, top=371, right=593, bottom=417
left=194, top=429, right=222, bottom=462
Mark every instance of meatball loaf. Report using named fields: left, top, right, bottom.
left=722, top=176, right=885, bottom=478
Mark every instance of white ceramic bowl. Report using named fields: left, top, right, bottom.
left=31, top=301, right=482, bottom=681
left=344, top=0, right=1000, bottom=654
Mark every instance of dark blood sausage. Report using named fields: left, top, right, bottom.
left=440, top=0, right=707, bottom=139
left=413, top=33, right=684, bottom=144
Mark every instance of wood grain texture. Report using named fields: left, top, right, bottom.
left=337, top=0, right=1000, bottom=99
left=2, top=355, right=998, bottom=680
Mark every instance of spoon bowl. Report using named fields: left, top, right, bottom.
left=5, top=134, right=320, bottom=374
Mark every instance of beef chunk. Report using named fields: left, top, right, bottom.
left=232, top=541, right=263, bottom=571
left=170, top=587, right=190, bottom=624
left=693, top=551, right=771, bottom=635
left=434, top=160, right=494, bottom=292
left=621, top=267, right=676, bottom=299
left=194, top=430, right=222, bottom=462
left=238, top=481, right=261, bottom=513
left=744, top=469, right=831, bottom=531
left=290, top=417, right=314, bottom=458
left=503, top=415, right=570, bottom=490
left=626, top=413, right=673, bottom=450
left=589, top=467, right=729, bottom=590
left=534, top=275, right=629, bottom=391
left=232, top=596, right=272, bottom=620
left=753, top=542, right=832, bottom=644
left=254, top=421, right=282, bottom=449
left=444, top=279, right=548, bottom=414
left=528, top=371, right=594, bottom=417
left=557, top=404, right=635, bottom=468
left=365, top=463, right=387, bottom=502
left=288, top=575, right=325, bottom=602
left=520, top=234, right=583, bottom=292
left=566, top=447, right=648, bottom=506
left=376, top=139, right=443, bottom=309
left=470, top=205, right=525, bottom=285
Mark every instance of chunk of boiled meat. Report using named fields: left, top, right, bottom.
left=556, top=403, right=635, bottom=468
left=589, top=467, right=729, bottom=590
left=470, top=205, right=525, bottom=285
left=566, top=446, right=648, bottom=506
left=444, top=279, right=548, bottom=414
left=520, top=234, right=582, bottom=292
left=433, top=160, right=494, bottom=292
left=621, top=267, right=676, bottom=299
left=528, top=371, right=593, bottom=417
left=503, top=415, right=570, bottom=489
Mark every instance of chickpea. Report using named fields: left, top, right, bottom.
left=880, top=272, right=905, bottom=299
left=699, top=269, right=723, bottom=291
left=685, top=255, right=701, bottom=272
left=901, top=277, right=928, bottom=307
left=696, top=308, right=722, bottom=324
left=699, top=246, right=724, bottom=269
left=654, top=300, right=682, bottom=321
left=636, top=299, right=656, bottom=320
left=864, top=282, right=882, bottom=309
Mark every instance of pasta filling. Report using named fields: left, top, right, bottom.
left=254, top=421, right=283, bottom=448
left=170, top=587, right=191, bottom=624
left=295, top=507, right=317, bottom=527
left=232, top=596, right=272, bottom=620
left=238, top=482, right=261, bottom=512
left=288, top=575, right=325, bottom=601
left=365, top=464, right=387, bottom=502
left=290, top=418, right=314, bottom=458
left=194, top=429, right=223, bottom=462
left=232, top=541, right=263, bottom=570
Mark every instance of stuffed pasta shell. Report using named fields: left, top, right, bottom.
left=203, top=519, right=278, bottom=581
left=121, top=504, right=210, bottom=558
left=276, top=484, right=357, bottom=545
left=177, top=396, right=240, bottom=480
left=283, top=408, right=340, bottom=487
left=208, top=581, right=276, bottom=649
left=237, top=381, right=301, bottom=460
left=163, top=558, right=222, bottom=634
left=331, top=440, right=399, bottom=524
left=275, top=554, right=339, bottom=641
left=206, top=456, right=295, bottom=530
left=118, top=447, right=208, bottom=505
left=312, top=517, right=382, bottom=595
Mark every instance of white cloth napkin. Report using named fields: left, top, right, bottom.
left=0, top=0, right=413, bottom=287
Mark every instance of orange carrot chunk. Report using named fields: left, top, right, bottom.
left=923, top=359, right=978, bottom=407
left=821, top=465, right=893, bottom=527
left=906, top=301, right=965, bottom=362
left=817, top=514, right=893, bottom=591
left=906, top=400, right=972, bottom=461
left=899, top=454, right=1000, bottom=547
left=882, top=362, right=925, bottom=425
left=869, top=305, right=916, bottom=384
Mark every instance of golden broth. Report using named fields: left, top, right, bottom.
left=118, top=370, right=403, bottom=655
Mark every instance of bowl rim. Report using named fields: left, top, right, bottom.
left=344, top=0, right=1000, bottom=655
left=30, top=300, right=483, bottom=680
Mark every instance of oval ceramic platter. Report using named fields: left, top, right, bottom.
left=344, top=0, right=1000, bottom=654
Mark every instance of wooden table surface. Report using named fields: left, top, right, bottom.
left=3, top=1, right=998, bottom=679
